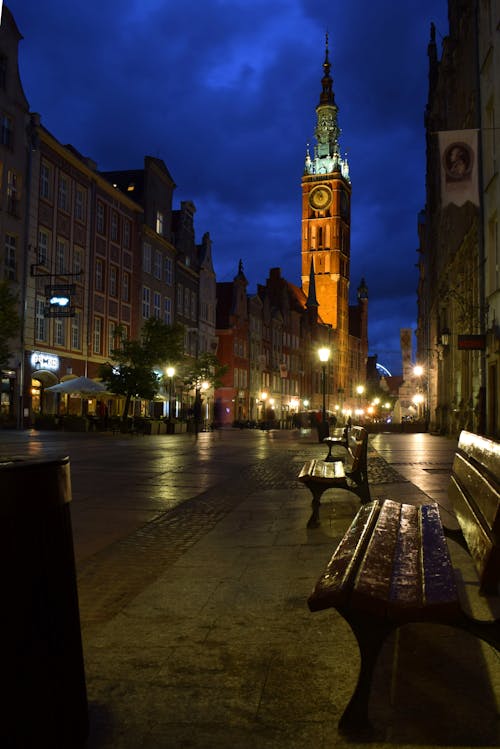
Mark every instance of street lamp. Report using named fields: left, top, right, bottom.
left=318, top=347, right=331, bottom=425
left=166, top=366, right=175, bottom=427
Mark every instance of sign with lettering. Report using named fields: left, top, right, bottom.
left=457, top=335, right=486, bottom=350
left=31, top=352, right=60, bottom=371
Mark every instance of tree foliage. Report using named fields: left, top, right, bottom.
left=99, top=319, right=185, bottom=419
left=0, top=281, right=20, bottom=370
left=179, top=352, right=227, bottom=392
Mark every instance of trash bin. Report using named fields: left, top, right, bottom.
left=0, top=456, right=88, bottom=747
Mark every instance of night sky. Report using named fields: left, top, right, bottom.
left=7, top=0, right=449, bottom=376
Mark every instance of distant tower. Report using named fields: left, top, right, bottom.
left=301, top=34, right=351, bottom=388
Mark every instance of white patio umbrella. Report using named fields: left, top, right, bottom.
left=45, top=376, right=110, bottom=396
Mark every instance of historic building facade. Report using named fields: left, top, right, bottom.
left=0, top=7, right=30, bottom=425
left=417, top=0, right=499, bottom=438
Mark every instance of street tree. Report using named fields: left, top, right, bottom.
left=0, top=281, right=20, bottom=370
left=99, top=319, right=185, bottom=420
left=179, top=352, right=227, bottom=393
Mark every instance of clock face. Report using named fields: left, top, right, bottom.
left=309, top=185, right=332, bottom=210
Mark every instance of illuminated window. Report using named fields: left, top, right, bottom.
left=156, top=210, right=164, bottom=235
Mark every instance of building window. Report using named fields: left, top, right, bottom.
left=143, top=243, right=152, bottom=273
left=142, top=286, right=150, bottom=318
left=7, top=170, right=20, bottom=215
left=153, top=291, right=161, bottom=319
left=58, top=175, right=69, bottom=212
left=4, top=233, right=16, bottom=280
left=75, top=187, right=86, bottom=221
left=73, top=247, right=82, bottom=276
left=108, top=322, right=116, bottom=356
left=111, top=211, right=119, bottom=242
left=56, top=239, right=66, bottom=274
left=0, top=114, right=13, bottom=148
left=71, top=313, right=81, bottom=350
left=37, top=230, right=49, bottom=266
left=191, top=291, right=197, bottom=321
left=164, top=256, right=172, bottom=285
left=184, top=288, right=190, bottom=317
left=55, top=318, right=65, bottom=346
left=35, top=297, right=47, bottom=341
left=40, top=163, right=51, bottom=200
left=96, top=202, right=105, bottom=234
left=156, top=210, right=164, bottom=236
left=95, top=259, right=104, bottom=292
left=122, top=272, right=130, bottom=303
left=164, top=297, right=172, bottom=325
left=109, top=265, right=117, bottom=297
left=93, top=317, right=102, bottom=354
left=177, top=284, right=183, bottom=311
left=153, top=250, right=162, bottom=280
left=123, top=220, right=130, bottom=249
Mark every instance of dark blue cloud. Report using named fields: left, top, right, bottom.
left=8, top=0, right=448, bottom=374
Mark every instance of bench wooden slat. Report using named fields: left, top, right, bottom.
left=352, top=500, right=414, bottom=617
left=458, top=430, right=500, bottom=486
left=307, top=502, right=380, bottom=612
left=449, top=431, right=500, bottom=595
left=389, top=503, right=423, bottom=613
left=449, top=474, right=500, bottom=593
left=452, top=452, right=500, bottom=536
left=420, top=503, right=460, bottom=613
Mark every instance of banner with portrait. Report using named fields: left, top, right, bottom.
left=438, top=129, right=479, bottom=207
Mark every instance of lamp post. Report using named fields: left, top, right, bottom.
left=318, top=347, right=331, bottom=440
left=166, top=366, right=175, bottom=431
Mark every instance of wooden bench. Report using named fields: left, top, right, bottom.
left=446, top=430, right=500, bottom=593
left=323, top=426, right=348, bottom=460
left=298, top=426, right=370, bottom=527
left=307, top=430, right=500, bottom=736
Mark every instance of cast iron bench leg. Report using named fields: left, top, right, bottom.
left=339, top=614, right=395, bottom=736
left=307, top=485, right=328, bottom=528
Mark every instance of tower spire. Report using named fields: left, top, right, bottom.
left=304, top=33, right=349, bottom=180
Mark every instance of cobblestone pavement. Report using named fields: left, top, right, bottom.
left=1, top=428, right=498, bottom=748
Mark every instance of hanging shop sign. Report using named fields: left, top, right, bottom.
left=457, top=334, right=486, bottom=350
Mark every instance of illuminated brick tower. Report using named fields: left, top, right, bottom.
left=301, top=35, right=351, bottom=391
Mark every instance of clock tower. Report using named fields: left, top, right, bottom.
left=301, top=35, right=351, bottom=389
